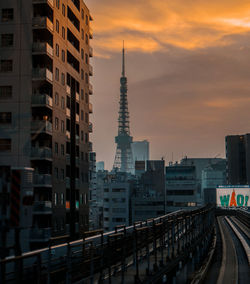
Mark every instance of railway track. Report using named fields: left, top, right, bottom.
left=205, top=215, right=250, bottom=284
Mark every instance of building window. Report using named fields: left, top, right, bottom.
left=81, top=69, right=84, bottom=80
left=0, top=139, right=11, bottom=151
left=56, top=19, right=59, bottom=33
left=62, top=4, right=65, bottom=16
left=55, top=142, right=58, bottom=154
left=62, top=49, right=65, bottom=62
left=85, top=93, right=88, bottom=103
left=61, top=72, right=65, bottom=85
left=61, top=193, right=65, bottom=205
left=54, top=192, right=58, bottom=206
left=0, top=112, right=11, bottom=124
left=81, top=110, right=84, bottom=120
left=55, top=67, right=59, bottom=81
left=61, top=169, right=65, bottom=180
left=85, top=73, right=88, bottom=83
left=85, top=133, right=88, bottom=143
left=81, top=89, right=84, bottom=100
left=81, top=29, right=84, bottom=40
left=1, top=9, right=13, bottom=22
left=85, top=113, right=88, bottom=123
left=85, top=54, right=88, bottom=64
left=56, top=44, right=59, bottom=56
left=0, top=86, right=12, bottom=99
left=56, top=0, right=60, bottom=9
left=85, top=34, right=88, bottom=45
left=55, top=92, right=59, bottom=105
left=55, top=117, right=59, bottom=130
left=81, top=151, right=84, bottom=160
left=1, top=34, right=13, bottom=47
left=61, top=120, right=64, bottom=132
left=61, top=144, right=64, bottom=155
left=81, top=130, right=83, bottom=141
left=0, top=60, right=12, bottom=72
left=85, top=15, right=89, bottom=25
left=62, top=26, right=65, bottom=39
left=81, top=9, right=84, bottom=20
left=61, top=96, right=65, bottom=109
left=81, top=48, right=84, bottom=60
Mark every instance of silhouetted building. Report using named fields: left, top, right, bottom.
left=0, top=0, right=93, bottom=250
left=226, top=134, right=250, bottom=185
left=132, top=140, right=149, bottom=162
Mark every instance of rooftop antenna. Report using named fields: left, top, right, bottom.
left=122, top=40, right=125, bottom=77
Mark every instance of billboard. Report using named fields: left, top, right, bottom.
left=216, top=186, right=250, bottom=208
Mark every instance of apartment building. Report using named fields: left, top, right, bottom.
left=0, top=0, right=93, bottom=249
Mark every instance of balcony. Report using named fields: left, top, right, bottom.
left=89, top=83, right=93, bottom=95
left=66, top=85, right=71, bottom=95
left=66, top=107, right=70, bottom=117
left=31, top=120, right=52, bottom=134
left=89, top=27, right=93, bottom=39
left=89, top=103, right=93, bottom=113
left=76, top=92, right=80, bottom=101
left=88, top=122, right=93, bottom=133
left=30, top=227, right=51, bottom=242
left=33, top=173, right=52, bottom=187
left=32, top=68, right=53, bottom=82
left=31, top=94, right=53, bottom=108
left=32, top=17, right=53, bottom=32
left=76, top=114, right=79, bottom=122
left=32, top=42, right=53, bottom=57
left=31, top=147, right=52, bottom=160
left=33, top=0, right=54, bottom=7
left=89, top=46, right=93, bottom=57
left=66, top=130, right=71, bottom=140
left=89, top=64, right=93, bottom=76
left=33, top=201, right=52, bottom=214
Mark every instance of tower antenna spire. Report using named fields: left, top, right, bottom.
left=122, top=40, right=125, bottom=77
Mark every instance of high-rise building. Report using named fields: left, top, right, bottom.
left=113, top=44, right=134, bottom=173
left=0, top=0, right=93, bottom=249
left=225, top=134, right=250, bottom=185
left=132, top=140, right=149, bottom=162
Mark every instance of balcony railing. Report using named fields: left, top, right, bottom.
left=31, top=147, right=52, bottom=160
left=89, top=103, right=93, bottom=113
left=89, top=27, right=93, bottom=39
left=31, top=94, right=53, bottom=108
left=33, top=0, right=54, bottom=7
left=31, top=120, right=52, bottom=134
left=89, top=83, right=93, bottom=94
left=32, top=17, right=53, bottom=32
left=33, top=174, right=52, bottom=187
left=89, top=46, right=93, bottom=57
left=32, top=68, right=53, bottom=82
left=32, top=42, right=53, bottom=57
left=33, top=201, right=52, bottom=214
left=76, top=114, right=79, bottom=122
left=30, top=227, right=51, bottom=242
left=89, top=64, right=93, bottom=76
left=88, top=122, right=93, bottom=133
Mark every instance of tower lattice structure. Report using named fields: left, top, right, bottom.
left=113, top=44, right=134, bottom=173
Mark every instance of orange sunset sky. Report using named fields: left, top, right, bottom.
left=85, top=0, right=250, bottom=169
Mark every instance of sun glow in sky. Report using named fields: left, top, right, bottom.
left=85, top=0, right=250, bottom=169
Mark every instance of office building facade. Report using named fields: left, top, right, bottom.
left=0, top=0, right=93, bottom=249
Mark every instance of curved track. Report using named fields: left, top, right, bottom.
left=205, top=215, right=250, bottom=284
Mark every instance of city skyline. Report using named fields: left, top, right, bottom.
left=86, top=0, right=250, bottom=169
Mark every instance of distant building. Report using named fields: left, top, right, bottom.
left=145, top=160, right=165, bottom=196
left=201, top=160, right=226, bottom=205
left=132, top=140, right=149, bottom=162
left=166, top=157, right=224, bottom=212
left=135, top=160, right=146, bottom=177
left=103, top=172, right=131, bottom=231
left=226, top=134, right=250, bottom=185
left=96, top=161, right=105, bottom=171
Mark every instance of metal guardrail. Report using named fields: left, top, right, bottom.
left=0, top=206, right=216, bottom=283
